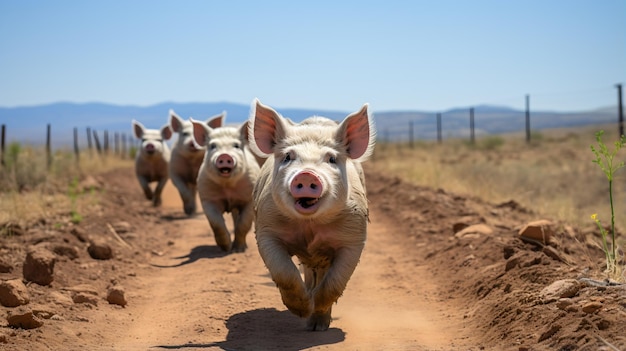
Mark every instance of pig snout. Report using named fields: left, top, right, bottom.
left=145, top=143, right=156, bottom=154
left=290, top=171, right=323, bottom=213
left=187, top=140, right=199, bottom=151
left=215, top=154, right=236, bottom=176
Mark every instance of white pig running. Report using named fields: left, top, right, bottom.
left=248, top=98, right=376, bottom=331
left=169, top=109, right=226, bottom=216
left=131, top=120, right=173, bottom=207
left=190, top=117, right=261, bottom=252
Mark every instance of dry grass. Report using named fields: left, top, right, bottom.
left=369, top=123, right=626, bottom=233
left=0, top=145, right=133, bottom=230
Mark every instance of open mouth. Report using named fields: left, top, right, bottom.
left=294, top=197, right=320, bottom=214
left=218, top=168, right=232, bottom=176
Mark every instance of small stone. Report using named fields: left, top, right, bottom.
left=540, top=279, right=581, bottom=303
left=88, top=240, right=113, bottom=260
left=72, top=292, right=99, bottom=306
left=6, top=306, right=44, bottom=329
left=0, top=279, right=30, bottom=307
left=455, top=224, right=493, bottom=238
left=519, top=220, right=553, bottom=245
left=582, top=301, right=603, bottom=314
left=22, top=247, right=56, bottom=285
left=107, top=285, right=127, bottom=306
left=47, top=291, right=74, bottom=307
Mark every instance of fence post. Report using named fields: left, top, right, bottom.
left=525, top=94, right=531, bottom=143
left=1, top=124, right=5, bottom=167
left=73, top=127, right=80, bottom=164
left=121, top=133, right=127, bottom=159
left=436, top=113, right=442, bottom=144
left=617, top=84, right=623, bottom=137
left=93, top=130, right=102, bottom=154
left=114, top=132, right=120, bottom=156
left=86, top=127, right=93, bottom=153
left=103, top=130, right=109, bottom=154
left=470, top=107, right=475, bottom=144
left=46, top=124, right=52, bottom=170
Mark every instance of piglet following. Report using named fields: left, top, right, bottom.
left=169, top=109, right=226, bottom=216
left=131, top=120, right=173, bottom=207
left=248, top=98, right=376, bottom=331
left=191, top=117, right=261, bottom=253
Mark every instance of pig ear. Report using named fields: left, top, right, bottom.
left=335, top=103, right=376, bottom=160
left=207, top=111, right=225, bottom=129
left=239, top=121, right=250, bottom=144
left=190, top=118, right=210, bottom=147
left=132, top=120, right=144, bottom=139
left=169, top=110, right=184, bottom=133
left=161, top=125, right=173, bottom=140
left=249, top=98, right=288, bottom=156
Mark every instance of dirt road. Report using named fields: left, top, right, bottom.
left=99, top=180, right=474, bottom=350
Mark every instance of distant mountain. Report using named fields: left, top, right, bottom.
left=0, top=101, right=621, bottom=148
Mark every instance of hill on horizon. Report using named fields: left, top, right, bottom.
left=0, top=101, right=621, bottom=148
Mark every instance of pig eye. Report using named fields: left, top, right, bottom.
left=233, top=142, right=240, bottom=149
left=182, top=132, right=190, bottom=137
left=209, top=142, right=217, bottom=150
left=329, top=156, right=337, bottom=164
left=282, top=152, right=292, bottom=164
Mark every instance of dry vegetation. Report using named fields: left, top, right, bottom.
left=0, top=144, right=133, bottom=231
left=370, top=123, right=626, bottom=235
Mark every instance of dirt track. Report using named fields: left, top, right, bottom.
left=98, top=172, right=474, bottom=350
left=1, top=165, right=625, bottom=350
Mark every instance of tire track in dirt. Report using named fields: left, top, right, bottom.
left=102, top=179, right=475, bottom=350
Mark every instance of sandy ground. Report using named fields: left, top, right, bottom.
left=1, top=165, right=625, bottom=350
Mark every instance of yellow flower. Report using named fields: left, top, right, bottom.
left=591, top=213, right=598, bottom=221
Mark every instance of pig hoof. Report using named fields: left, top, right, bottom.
left=216, top=243, right=232, bottom=252
left=184, top=203, right=195, bottom=216
left=306, top=313, right=331, bottom=331
left=231, top=242, right=247, bottom=253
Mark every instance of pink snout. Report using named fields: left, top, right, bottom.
left=187, top=141, right=198, bottom=151
left=145, top=143, right=155, bottom=154
left=215, top=154, right=235, bottom=176
left=290, top=171, right=323, bottom=199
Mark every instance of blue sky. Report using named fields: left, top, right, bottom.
left=0, top=0, right=624, bottom=112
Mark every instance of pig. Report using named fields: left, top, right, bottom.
left=169, top=109, right=226, bottom=216
left=131, top=120, right=173, bottom=207
left=190, top=117, right=261, bottom=253
left=248, top=98, right=376, bottom=331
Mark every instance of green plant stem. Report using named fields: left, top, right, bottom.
left=609, top=179, right=616, bottom=262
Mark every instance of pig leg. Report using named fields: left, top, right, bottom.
left=307, top=245, right=364, bottom=331
left=153, top=178, right=167, bottom=207
left=231, top=204, right=254, bottom=253
left=186, top=182, right=197, bottom=215
left=137, top=176, right=154, bottom=201
left=201, top=201, right=232, bottom=251
left=257, top=234, right=313, bottom=317
left=171, top=175, right=196, bottom=215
